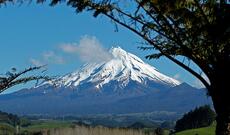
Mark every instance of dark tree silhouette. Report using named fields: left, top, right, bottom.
left=1, top=0, right=230, bottom=134
left=0, top=66, right=50, bottom=93
left=175, top=105, right=216, bottom=132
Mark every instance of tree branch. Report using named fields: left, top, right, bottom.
left=103, top=11, right=211, bottom=89
left=0, top=66, right=51, bottom=93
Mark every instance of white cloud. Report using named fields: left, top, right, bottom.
left=30, top=51, right=65, bottom=66
left=60, top=35, right=113, bottom=63
left=30, top=36, right=111, bottom=66
left=59, top=44, right=78, bottom=53
left=30, top=58, right=44, bottom=66
left=42, top=51, right=65, bottom=64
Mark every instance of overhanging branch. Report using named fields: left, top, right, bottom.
left=103, top=11, right=211, bottom=90
left=0, top=66, right=51, bottom=93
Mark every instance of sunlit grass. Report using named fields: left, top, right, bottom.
left=175, top=123, right=216, bottom=135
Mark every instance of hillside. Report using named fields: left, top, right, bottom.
left=175, top=124, right=215, bottom=135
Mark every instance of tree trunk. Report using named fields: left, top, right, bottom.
left=216, top=114, right=230, bottom=135
left=212, top=90, right=230, bottom=135
left=210, top=65, right=230, bottom=135
left=211, top=91, right=230, bottom=135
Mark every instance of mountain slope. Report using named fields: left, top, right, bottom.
left=43, top=47, right=180, bottom=88
left=0, top=47, right=211, bottom=115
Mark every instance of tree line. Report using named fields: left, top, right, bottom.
left=175, top=105, right=216, bottom=132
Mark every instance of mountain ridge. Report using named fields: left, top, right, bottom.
left=42, top=47, right=180, bottom=90
left=0, top=47, right=211, bottom=116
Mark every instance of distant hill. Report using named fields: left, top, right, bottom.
left=0, top=47, right=211, bottom=116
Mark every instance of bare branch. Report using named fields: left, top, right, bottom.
left=0, top=66, right=51, bottom=93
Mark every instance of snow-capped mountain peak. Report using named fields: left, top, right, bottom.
left=43, top=47, right=180, bottom=89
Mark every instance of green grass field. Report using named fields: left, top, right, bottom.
left=0, top=120, right=216, bottom=135
left=175, top=124, right=215, bottom=135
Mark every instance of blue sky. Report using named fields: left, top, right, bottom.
left=0, top=2, right=204, bottom=93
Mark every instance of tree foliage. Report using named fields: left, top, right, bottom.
left=175, top=105, right=216, bottom=132
left=0, top=66, right=51, bottom=93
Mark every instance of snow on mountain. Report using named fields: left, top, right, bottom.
left=43, top=47, right=180, bottom=89
left=0, top=47, right=211, bottom=116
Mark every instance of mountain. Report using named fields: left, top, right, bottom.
left=0, top=47, right=211, bottom=116
left=42, top=46, right=180, bottom=92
